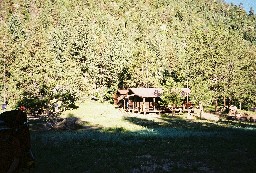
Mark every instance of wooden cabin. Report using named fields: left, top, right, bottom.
left=125, top=88, right=163, bottom=114
left=113, top=89, right=128, bottom=108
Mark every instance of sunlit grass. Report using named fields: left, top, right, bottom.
left=61, top=100, right=164, bottom=132
left=61, top=101, right=256, bottom=134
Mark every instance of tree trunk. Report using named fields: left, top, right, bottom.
left=223, top=96, right=226, bottom=107
left=227, top=97, right=231, bottom=110
left=172, top=105, right=175, bottom=116
left=199, top=101, right=203, bottom=120
left=215, top=99, right=218, bottom=113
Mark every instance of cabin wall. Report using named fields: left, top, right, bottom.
left=127, top=96, right=161, bottom=113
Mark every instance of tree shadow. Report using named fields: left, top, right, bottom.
left=123, top=116, right=219, bottom=130
left=123, top=115, right=256, bottom=136
left=29, top=113, right=256, bottom=173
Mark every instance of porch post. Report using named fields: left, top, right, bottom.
left=139, top=101, right=140, bottom=112
left=128, top=96, right=131, bottom=111
left=153, top=98, right=156, bottom=111
left=133, top=97, right=135, bottom=113
left=143, top=97, right=146, bottom=115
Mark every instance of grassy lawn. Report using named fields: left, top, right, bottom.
left=29, top=101, right=256, bottom=173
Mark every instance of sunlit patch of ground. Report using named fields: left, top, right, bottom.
left=61, top=101, right=148, bottom=131
left=61, top=101, right=256, bottom=133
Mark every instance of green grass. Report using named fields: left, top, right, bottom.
left=61, top=101, right=148, bottom=131
left=29, top=101, right=256, bottom=173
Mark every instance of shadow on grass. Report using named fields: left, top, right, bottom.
left=29, top=114, right=256, bottom=173
left=29, top=113, right=256, bottom=144
left=113, top=117, right=256, bottom=144
left=124, top=115, right=256, bottom=133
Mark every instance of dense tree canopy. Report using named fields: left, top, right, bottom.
left=0, top=0, right=255, bottom=111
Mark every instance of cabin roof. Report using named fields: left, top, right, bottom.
left=181, top=88, right=191, bottom=94
left=128, top=88, right=162, bottom=98
left=181, top=88, right=191, bottom=96
left=117, top=89, right=128, bottom=95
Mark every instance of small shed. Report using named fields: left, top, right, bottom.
left=180, top=88, right=194, bottom=111
left=125, top=88, right=163, bottom=114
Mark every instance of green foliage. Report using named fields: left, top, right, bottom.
left=0, top=0, right=255, bottom=110
left=162, top=78, right=182, bottom=107
left=16, top=94, right=48, bottom=112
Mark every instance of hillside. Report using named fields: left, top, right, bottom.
left=0, top=0, right=255, bottom=110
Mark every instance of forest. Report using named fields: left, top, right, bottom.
left=0, top=0, right=256, bottom=111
